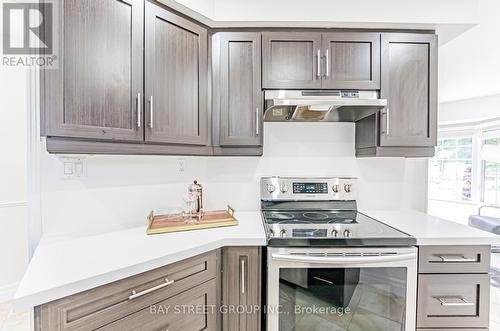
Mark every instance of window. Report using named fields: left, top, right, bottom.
left=429, top=136, right=473, bottom=201
left=482, top=136, right=500, bottom=204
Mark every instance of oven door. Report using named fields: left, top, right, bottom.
left=267, top=247, right=417, bottom=331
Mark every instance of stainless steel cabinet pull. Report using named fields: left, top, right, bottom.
left=255, top=107, right=260, bottom=135
left=136, top=93, right=141, bottom=128
left=385, top=108, right=390, bottom=135
left=128, top=278, right=174, bottom=300
left=435, top=296, right=475, bottom=307
left=434, top=254, right=476, bottom=263
left=241, top=258, right=246, bottom=294
left=316, top=49, right=321, bottom=78
left=149, top=95, right=154, bottom=129
left=325, top=49, right=329, bottom=77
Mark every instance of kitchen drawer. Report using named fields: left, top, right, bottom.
left=418, top=245, right=490, bottom=274
left=417, top=274, right=490, bottom=328
left=95, top=278, right=219, bottom=331
left=36, top=250, right=219, bottom=330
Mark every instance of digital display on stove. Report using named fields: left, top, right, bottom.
left=293, top=182, right=328, bottom=194
left=292, top=229, right=327, bottom=237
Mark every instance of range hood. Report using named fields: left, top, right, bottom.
left=264, top=90, right=387, bottom=122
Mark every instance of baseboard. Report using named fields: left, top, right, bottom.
left=0, top=282, right=19, bottom=303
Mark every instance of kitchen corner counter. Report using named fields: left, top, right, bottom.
left=363, top=209, right=500, bottom=246
left=14, top=211, right=266, bottom=309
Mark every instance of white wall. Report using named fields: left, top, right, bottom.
left=39, top=123, right=428, bottom=239
left=163, top=0, right=478, bottom=44
left=439, top=0, right=500, bottom=103
left=0, top=68, right=29, bottom=301
left=439, top=93, right=500, bottom=125
left=212, top=0, right=477, bottom=25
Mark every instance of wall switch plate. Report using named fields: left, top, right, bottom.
left=61, top=157, right=87, bottom=179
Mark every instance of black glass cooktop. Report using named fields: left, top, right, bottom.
left=263, top=210, right=358, bottom=225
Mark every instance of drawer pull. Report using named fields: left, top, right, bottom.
left=128, top=278, right=174, bottom=300
left=435, top=296, right=475, bottom=307
left=434, top=254, right=477, bottom=263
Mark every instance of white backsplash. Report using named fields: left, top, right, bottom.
left=39, top=122, right=428, bottom=237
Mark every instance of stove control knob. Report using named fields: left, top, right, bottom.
left=332, top=184, right=340, bottom=193
left=280, top=184, right=289, bottom=193
left=331, top=229, right=338, bottom=237
left=266, top=184, right=276, bottom=193
left=280, top=229, right=287, bottom=237
left=343, top=229, right=351, bottom=238
left=344, top=184, right=352, bottom=193
left=269, top=229, right=275, bottom=237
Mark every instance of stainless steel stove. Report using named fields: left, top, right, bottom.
left=260, top=177, right=416, bottom=246
left=262, top=177, right=418, bottom=331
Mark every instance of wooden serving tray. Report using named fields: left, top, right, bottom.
left=147, top=206, right=238, bottom=235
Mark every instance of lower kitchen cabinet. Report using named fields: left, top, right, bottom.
left=34, top=250, right=220, bottom=331
left=95, top=279, right=219, bottom=331
left=34, top=247, right=265, bottom=331
left=416, top=245, right=491, bottom=330
left=222, top=247, right=262, bottom=331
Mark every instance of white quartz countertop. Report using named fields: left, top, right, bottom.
left=362, top=209, right=500, bottom=246
left=14, top=211, right=267, bottom=309
left=15, top=209, right=500, bottom=309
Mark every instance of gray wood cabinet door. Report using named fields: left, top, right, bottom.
left=262, top=32, right=322, bottom=89
left=144, top=2, right=208, bottom=145
left=379, top=33, right=437, bottom=147
left=222, top=247, right=261, bottom=331
left=43, top=0, right=144, bottom=142
left=216, top=32, right=262, bottom=146
left=322, top=32, right=380, bottom=89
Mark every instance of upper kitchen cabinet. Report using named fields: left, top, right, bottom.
left=322, top=32, right=380, bottom=90
left=144, top=2, right=208, bottom=146
left=43, top=0, right=144, bottom=142
left=262, top=32, right=322, bottom=89
left=380, top=33, right=437, bottom=147
left=212, top=32, right=262, bottom=149
left=262, top=32, right=380, bottom=90
left=355, top=33, right=437, bottom=157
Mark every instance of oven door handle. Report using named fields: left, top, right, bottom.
left=271, top=252, right=416, bottom=264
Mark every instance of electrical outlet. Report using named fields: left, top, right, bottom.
left=177, top=158, right=186, bottom=173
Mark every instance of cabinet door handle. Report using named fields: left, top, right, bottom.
left=433, top=254, right=477, bottom=263
left=128, top=278, right=174, bottom=300
left=149, top=95, right=154, bottom=129
left=385, top=108, right=390, bottom=135
left=241, top=258, right=246, bottom=294
left=325, top=49, right=329, bottom=78
left=255, top=107, right=260, bottom=135
left=316, top=49, right=321, bottom=78
left=136, top=93, right=141, bottom=128
left=435, top=296, right=475, bottom=307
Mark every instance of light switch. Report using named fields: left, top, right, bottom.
left=64, top=162, right=74, bottom=175
left=74, top=161, right=84, bottom=177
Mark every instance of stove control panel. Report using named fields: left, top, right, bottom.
left=293, top=182, right=328, bottom=194
left=261, top=177, right=357, bottom=201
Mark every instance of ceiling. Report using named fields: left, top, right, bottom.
left=162, top=0, right=499, bottom=103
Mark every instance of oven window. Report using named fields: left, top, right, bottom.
left=279, top=267, right=407, bottom=331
